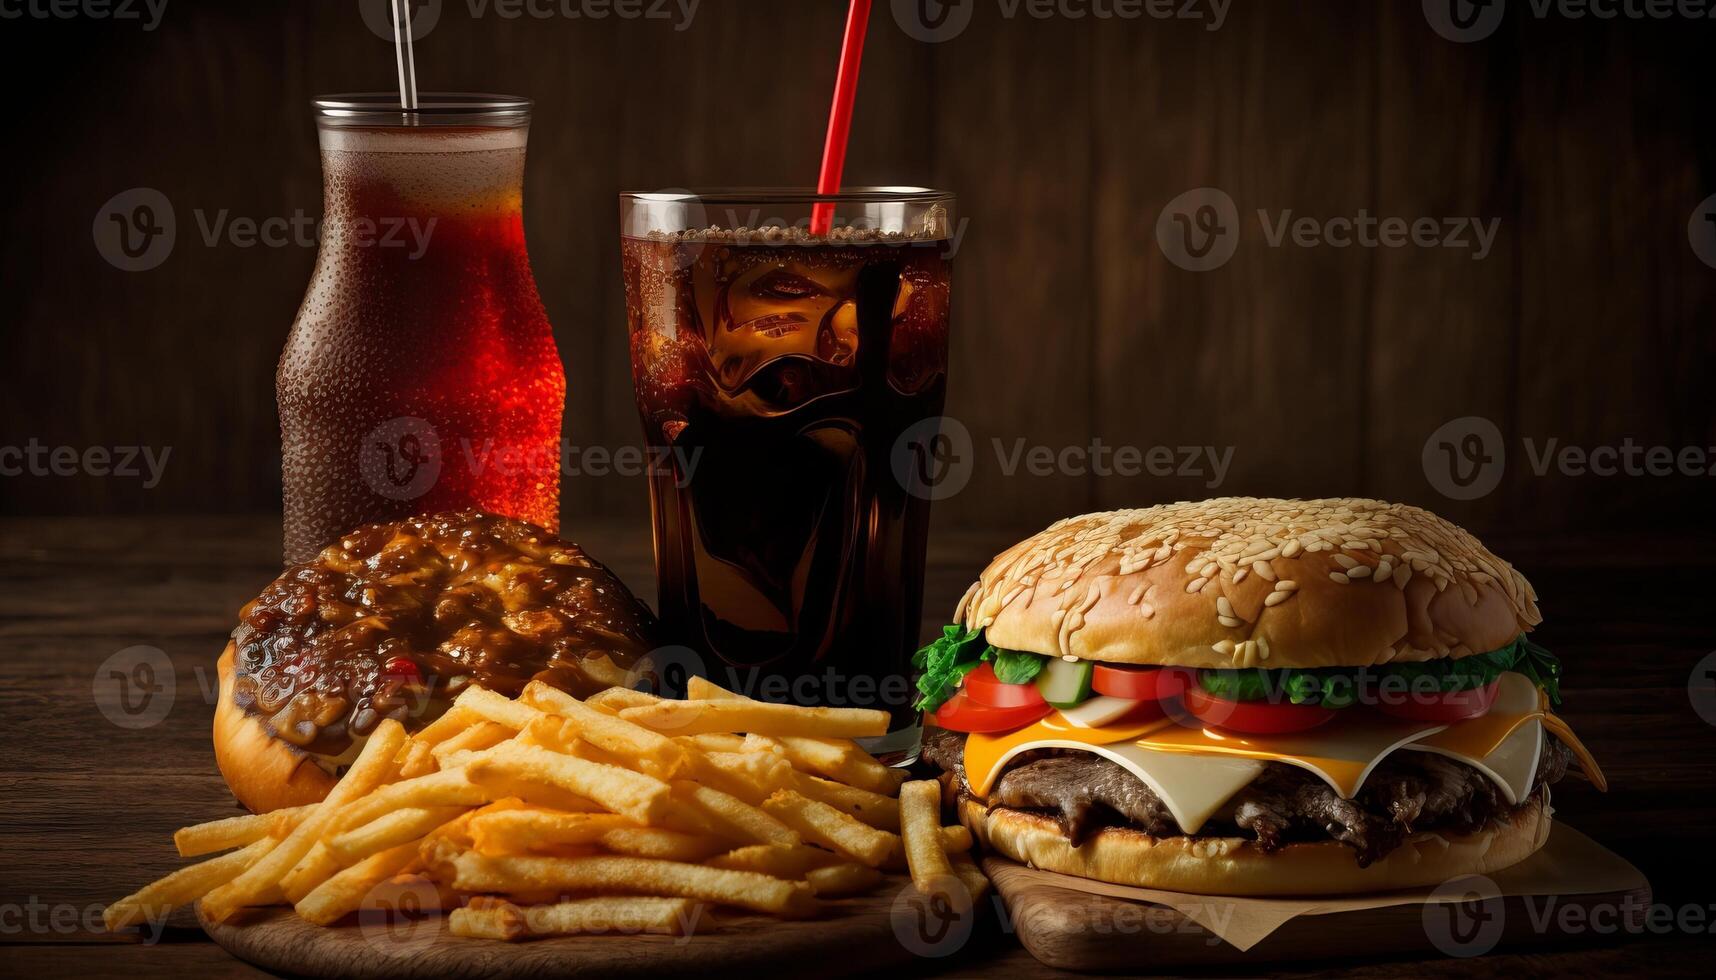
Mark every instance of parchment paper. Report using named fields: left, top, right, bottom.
left=997, top=823, right=1646, bottom=951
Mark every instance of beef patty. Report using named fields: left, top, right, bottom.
left=921, top=726, right=1571, bottom=866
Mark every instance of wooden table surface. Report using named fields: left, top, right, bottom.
left=3, top=515, right=1715, bottom=977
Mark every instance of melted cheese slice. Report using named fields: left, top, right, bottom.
left=1132, top=715, right=1448, bottom=799
left=964, top=714, right=1175, bottom=796
left=1406, top=719, right=1543, bottom=804
left=1408, top=672, right=1544, bottom=761
left=964, top=737, right=1265, bottom=833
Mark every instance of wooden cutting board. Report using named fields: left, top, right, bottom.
left=985, top=824, right=1650, bottom=971
left=198, top=873, right=959, bottom=979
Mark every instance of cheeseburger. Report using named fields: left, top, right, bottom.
left=215, top=512, right=656, bottom=813
left=916, top=497, right=1604, bottom=896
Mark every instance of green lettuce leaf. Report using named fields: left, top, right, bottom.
left=991, top=648, right=1047, bottom=685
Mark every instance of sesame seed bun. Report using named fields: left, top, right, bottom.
left=212, top=643, right=337, bottom=813
left=954, top=498, right=1539, bottom=670
left=958, top=791, right=1551, bottom=896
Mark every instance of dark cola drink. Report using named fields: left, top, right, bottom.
left=621, top=192, right=954, bottom=740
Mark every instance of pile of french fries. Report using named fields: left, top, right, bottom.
left=104, top=677, right=986, bottom=941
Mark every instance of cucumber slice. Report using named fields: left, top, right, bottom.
left=1035, top=657, right=1094, bottom=708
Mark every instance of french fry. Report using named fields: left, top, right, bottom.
left=431, top=721, right=514, bottom=761
left=685, top=750, right=791, bottom=804
left=881, top=825, right=974, bottom=872
left=900, top=780, right=956, bottom=900
left=464, top=742, right=671, bottom=825
left=328, top=806, right=469, bottom=864
left=280, top=841, right=344, bottom=904
left=684, top=733, right=746, bottom=753
left=397, top=739, right=440, bottom=779
left=463, top=772, right=602, bottom=815
left=468, top=808, right=634, bottom=854
left=785, top=770, right=900, bottom=832
left=950, top=854, right=991, bottom=906
left=332, top=768, right=490, bottom=833
left=413, top=705, right=482, bottom=745
left=450, top=852, right=815, bottom=918
left=201, top=719, right=408, bottom=923
left=103, top=836, right=276, bottom=931
left=619, top=700, right=888, bottom=739
left=760, top=790, right=898, bottom=867
left=450, top=896, right=702, bottom=940
left=671, top=781, right=800, bottom=848
left=741, top=734, right=787, bottom=756
left=455, top=687, right=547, bottom=731
left=804, top=862, right=885, bottom=897
left=686, top=675, right=760, bottom=701
left=704, top=843, right=843, bottom=879
left=585, top=687, right=660, bottom=713
left=761, top=736, right=904, bottom=795
left=598, top=827, right=728, bottom=863
left=173, top=805, right=315, bottom=857
left=294, top=841, right=421, bottom=926
left=519, top=681, right=690, bottom=778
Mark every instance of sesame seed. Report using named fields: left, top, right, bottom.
left=1330, top=572, right=1351, bottom=584
left=1264, top=591, right=1291, bottom=607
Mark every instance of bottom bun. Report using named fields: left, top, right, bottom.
left=213, top=642, right=336, bottom=813
left=958, top=792, right=1551, bottom=896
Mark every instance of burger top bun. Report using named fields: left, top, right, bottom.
left=955, top=497, right=1539, bottom=670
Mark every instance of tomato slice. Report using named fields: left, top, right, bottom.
left=1091, top=664, right=1194, bottom=702
left=1182, top=686, right=1337, bottom=735
left=926, top=689, right=1054, bottom=734
left=1374, top=680, right=1499, bottom=722
left=963, top=663, right=1048, bottom=709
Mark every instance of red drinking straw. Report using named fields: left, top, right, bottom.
left=811, top=0, right=872, bottom=236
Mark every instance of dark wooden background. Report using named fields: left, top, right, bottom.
left=2, top=0, right=1713, bottom=540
